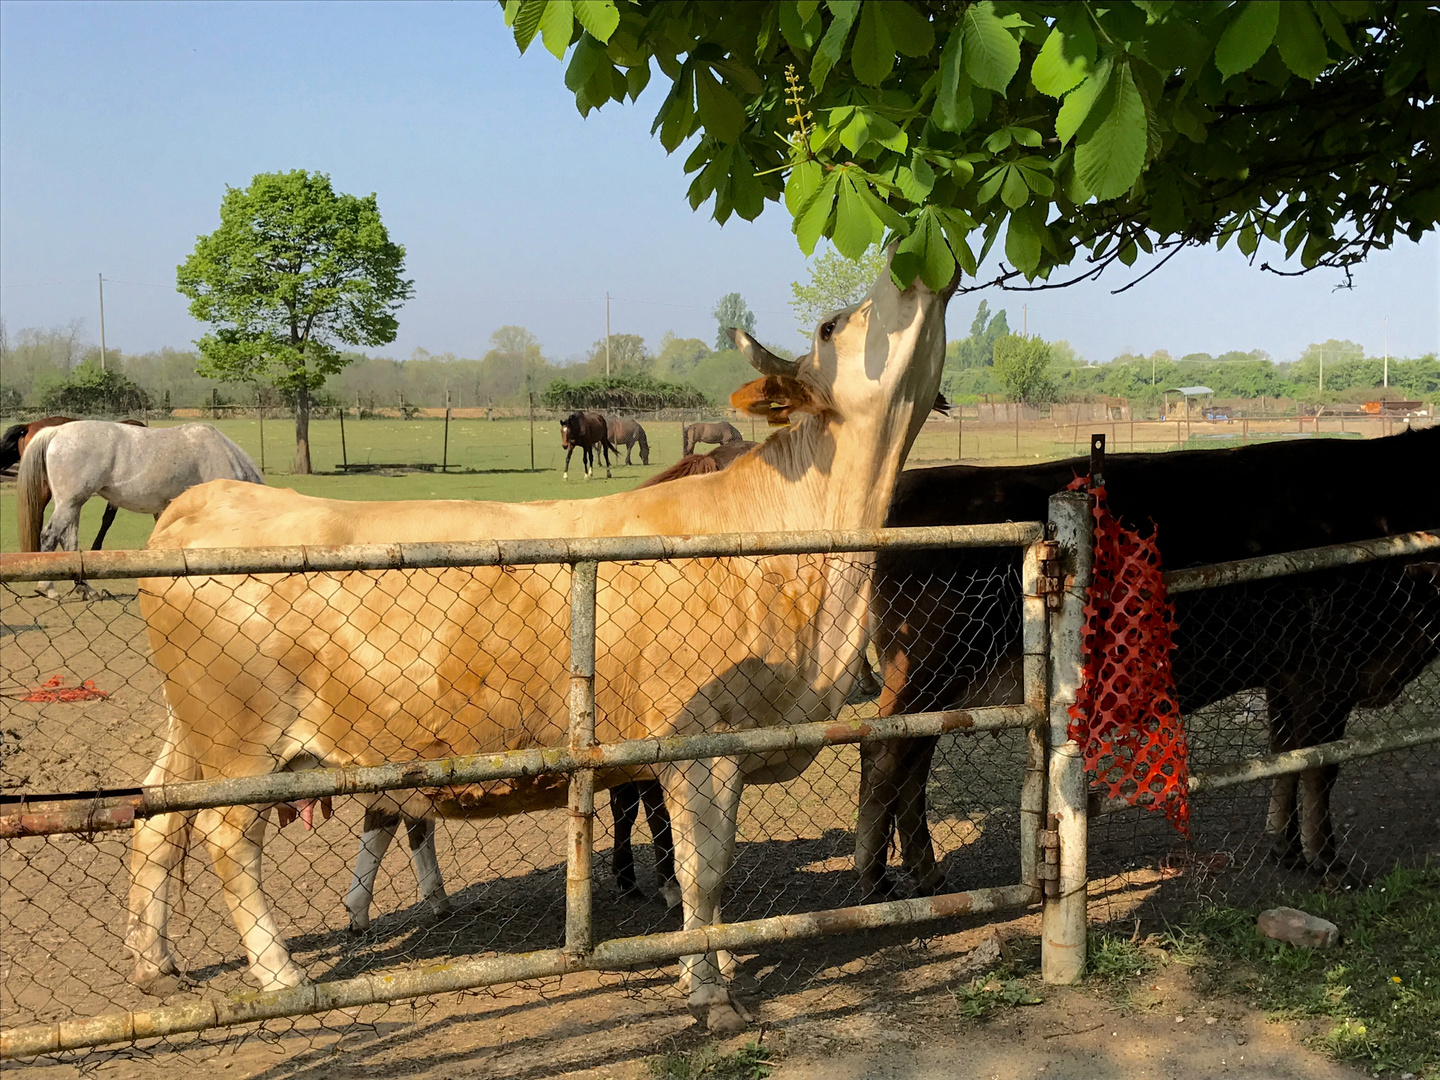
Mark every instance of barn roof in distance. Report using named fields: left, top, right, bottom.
left=1169, top=386, right=1215, bottom=396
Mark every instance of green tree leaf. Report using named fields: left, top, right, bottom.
left=538, top=0, right=574, bottom=60
left=1074, top=61, right=1147, bottom=200
left=510, top=0, right=545, bottom=52
left=795, top=171, right=841, bottom=255
left=933, top=29, right=974, bottom=131
left=572, top=0, right=619, bottom=42
left=1004, top=206, right=1042, bottom=273
left=833, top=172, right=883, bottom=257
left=1032, top=23, right=1094, bottom=97
left=1055, top=57, right=1112, bottom=146
left=851, top=1, right=896, bottom=86
left=1275, top=3, right=1329, bottom=80
left=694, top=66, right=747, bottom=143
left=1215, top=1, right=1280, bottom=80
left=891, top=208, right=956, bottom=290
left=785, top=159, right=823, bottom=215
left=962, top=1, right=1022, bottom=92
left=811, top=0, right=860, bottom=91
left=882, top=1, right=935, bottom=57
left=1000, top=165, right=1031, bottom=209
left=779, top=0, right=824, bottom=53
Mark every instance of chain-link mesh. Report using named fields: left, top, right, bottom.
left=0, top=546, right=1038, bottom=1070
left=1089, top=558, right=1440, bottom=920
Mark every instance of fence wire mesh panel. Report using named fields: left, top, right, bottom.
left=1087, top=553, right=1440, bottom=925
left=0, top=527, right=1045, bottom=1071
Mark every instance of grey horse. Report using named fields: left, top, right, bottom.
left=17, top=421, right=264, bottom=598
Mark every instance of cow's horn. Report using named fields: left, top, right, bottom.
left=729, top=328, right=800, bottom=377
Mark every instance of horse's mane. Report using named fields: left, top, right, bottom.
left=638, top=440, right=757, bottom=488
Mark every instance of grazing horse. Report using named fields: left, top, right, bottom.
left=606, top=416, right=650, bottom=466
left=560, top=411, right=616, bottom=480
left=682, top=420, right=745, bottom=456
left=18, top=421, right=263, bottom=598
left=857, top=430, right=1440, bottom=900
left=2, top=416, right=147, bottom=551
left=130, top=251, right=957, bottom=1032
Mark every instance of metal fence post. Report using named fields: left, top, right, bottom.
left=1019, top=538, right=1051, bottom=892
left=566, top=559, right=598, bottom=956
left=1042, top=491, right=1092, bottom=984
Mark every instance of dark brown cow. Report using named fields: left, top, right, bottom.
left=860, top=428, right=1440, bottom=899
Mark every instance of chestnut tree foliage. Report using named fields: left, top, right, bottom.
left=503, top=1, right=1438, bottom=293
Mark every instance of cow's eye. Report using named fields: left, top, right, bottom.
left=820, top=320, right=837, bottom=342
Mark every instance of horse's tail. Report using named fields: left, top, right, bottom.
left=16, top=425, right=60, bottom=552
left=636, top=424, right=649, bottom=465
left=216, top=429, right=265, bottom=484
left=681, top=424, right=692, bottom=455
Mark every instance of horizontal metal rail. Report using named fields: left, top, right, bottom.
left=0, top=881, right=1037, bottom=1059
left=1090, top=722, right=1440, bottom=817
left=1163, top=529, right=1438, bottom=595
left=0, top=704, right=1040, bottom=837
left=0, top=523, right=1045, bottom=584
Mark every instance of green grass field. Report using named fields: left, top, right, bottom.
left=0, top=414, right=1386, bottom=554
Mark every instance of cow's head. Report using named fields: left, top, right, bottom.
left=729, top=246, right=953, bottom=465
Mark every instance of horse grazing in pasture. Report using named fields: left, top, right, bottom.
left=607, top=416, right=650, bottom=466
left=560, top=411, right=616, bottom=479
left=682, top=420, right=745, bottom=456
left=857, top=429, right=1440, bottom=901
left=2, top=416, right=147, bottom=551
left=130, top=252, right=957, bottom=1032
left=19, top=421, right=263, bottom=598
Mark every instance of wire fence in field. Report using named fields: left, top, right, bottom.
left=1, top=517, right=1436, bottom=1075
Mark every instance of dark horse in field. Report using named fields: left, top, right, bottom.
left=858, top=429, right=1440, bottom=900
left=682, top=420, right=745, bottom=457
left=1, top=415, right=147, bottom=550
left=606, top=416, right=650, bottom=466
left=559, top=411, right=616, bottom=480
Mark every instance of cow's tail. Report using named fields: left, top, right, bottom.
left=16, top=425, right=59, bottom=552
left=637, top=425, right=649, bottom=465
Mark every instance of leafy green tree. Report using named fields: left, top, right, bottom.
left=711, top=293, right=757, bottom=352
left=505, top=1, right=1437, bottom=293
left=656, top=333, right=713, bottom=376
left=992, top=333, right=1056, bottom=404
left=789, top=244, right=887, bottom=333
left=586, top=332, right=652, bottom=376
left=543, top=371, right=709, bottom=411
left=176, top=170, right=414, bottom=473
left=481, top=325, right=551, bottom=402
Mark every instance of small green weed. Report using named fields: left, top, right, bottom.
left=1168, top=866, right=1440, bottom=1078
left=1088, top=932, right=1163, bottom=981
left=950, top=977, right=1043, bottom=1019
left=648, top=1039, right=774, bottom=1080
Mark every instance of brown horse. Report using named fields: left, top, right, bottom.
left=559, top=411, right=616, bottom=479
left=606, top=416, right=650, bottom=465
left=640, top=440, right=757, bottom=487
left=681, top=420, right=745, bottom=456
left=1, top=415, right=146, bottom=550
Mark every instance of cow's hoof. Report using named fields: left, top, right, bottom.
left=426, top=895, right=454, bottom=921
left=912, top=867, right=948, bottom=897
left=858, top=875, right=899, bottom=904
left=132, top=964, right=186, bottom=998
left=256, top=962, right=308, bottom=992
left=1267, top=838, right=1307, bottom=871
left=660, top=882, right=682, bottom=911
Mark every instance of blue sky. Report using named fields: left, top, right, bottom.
left=2, top=1, right=1436, bottom=365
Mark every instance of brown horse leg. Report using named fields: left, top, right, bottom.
left=639, top=779, right=679, bottom=906
left=611, top=782, right=642, bottom=897
left=856, top=739, right=907, bottom=901
left=895, top=738, right=944, bottom=893
left=563, top=446, right=575, bottom=480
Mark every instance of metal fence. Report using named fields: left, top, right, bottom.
left=1, top=507, right=1436, bottom=1070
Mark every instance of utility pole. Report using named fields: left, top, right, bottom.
left=98, top=274, right=107, bottom=371
left=1383, top=315, right=1389, bottom=389
left=605, top=292, right=612, bottom=377
left=1023, top=303, right=1027, bottom=336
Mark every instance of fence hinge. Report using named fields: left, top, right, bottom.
left=1035, top=541, right=1063, bottom=610
left=1039, top=813, right=1061, bottom=897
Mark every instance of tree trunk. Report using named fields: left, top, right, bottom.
left=294, top=381, right=312, bottom=474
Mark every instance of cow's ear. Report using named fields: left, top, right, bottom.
left=730, top=376, right=825, bottom=426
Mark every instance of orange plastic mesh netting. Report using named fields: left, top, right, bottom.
left=1066, top=477, right=1191, bottom=834
left=16, top=675, right=110, bottom=704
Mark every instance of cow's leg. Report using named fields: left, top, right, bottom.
left=895, top=738, right=945, bottom=894
left=91, top=502, right=119, bottom=550
left=665, top=755, right=749, bottom=1033
left=610, top=782, right=642, bottom=898
left=1264, top=688, right=1306, bottom=868
left=126, top=810, right=191, bottom=994
left=563, top=446, right=574, bottom=480
left=1300, top=763, right=1344, bottom=872
left=346, top=809, right=400, bottom=932
left=640, top=779, right=680, bottom=909
left=856, top=739, right=903, bottom=900
left=405, top=817, right=452, bottom=919
left=199, top=804, right=305, bottom=990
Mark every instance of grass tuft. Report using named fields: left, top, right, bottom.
left=649, top=1039, right=775, bottom=1080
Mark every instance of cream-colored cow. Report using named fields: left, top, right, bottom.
left=128, top=254, right=956, bottom=1032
